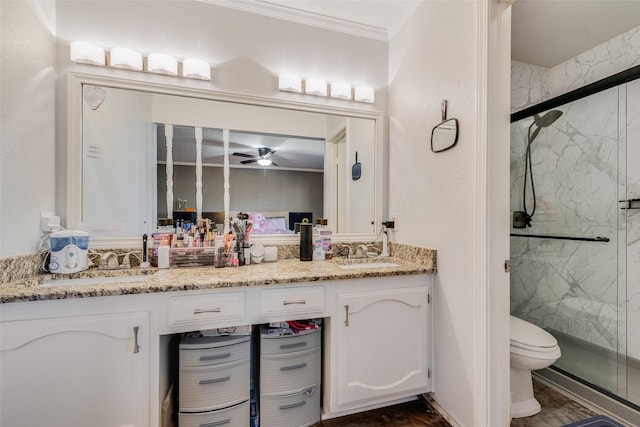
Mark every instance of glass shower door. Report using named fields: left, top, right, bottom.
left=622, top=78, right=640, bottom=406
left=510, top=85, right=628, bottom=399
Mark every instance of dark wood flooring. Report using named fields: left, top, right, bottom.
left=510, top=381, right=596, bottom=427
left=312, top=396, right=451, bottom=427
left=312, top=380, right=601, bottom=427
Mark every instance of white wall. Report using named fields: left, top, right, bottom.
left=0, top=0, right=57, bottom=256
left=388, top=2, right=479, bottom=425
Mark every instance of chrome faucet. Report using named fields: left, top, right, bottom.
left=339, top=244, right=354, bottom=258
left=354, top=245, right=369, bottom=259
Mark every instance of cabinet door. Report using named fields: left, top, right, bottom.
left=0, top=311, right=149, bottom=427
left=336, top=287, right=429, bottom=407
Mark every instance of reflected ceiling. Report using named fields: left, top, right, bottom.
left=156, top=124, right=325, bottom=171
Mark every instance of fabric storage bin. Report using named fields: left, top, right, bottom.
left=260, top=328, right=321, bottom=355
left=260, top=347, right=321, bottom=394
left=259, top=384, right=321, bottom=427
left=180, top=335, right=250, bottom=367
left=179, top=358, right=249, bottom=412
left=178, top=400, right=250, bottom=427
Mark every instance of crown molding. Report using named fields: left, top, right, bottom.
left=200, top=0, right=389, bottom=41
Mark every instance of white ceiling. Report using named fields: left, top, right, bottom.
left=511, top=0, right=640, bottom=67
left=209, top=0, right=640, bottom=68
left=157, top=124, right=325, bottom=171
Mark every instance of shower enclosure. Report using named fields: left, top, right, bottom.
left=510, top=66, right=640, bottom=410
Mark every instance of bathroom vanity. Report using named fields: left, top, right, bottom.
left=0, top=257, right=435, bottom=426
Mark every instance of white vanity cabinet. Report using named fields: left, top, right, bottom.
left=0, top=309, right=149, bottom=427
left=323, top=275, right=433, bottom=417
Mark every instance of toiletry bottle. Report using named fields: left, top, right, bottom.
left=313, top=237, right=325, bottom=261
left=243, top=242, right=251, bottom=265
left=320, top=226, right=333, bottom=260
left=158, top=236, right=170, bottom=269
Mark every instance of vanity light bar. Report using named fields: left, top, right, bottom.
left=305, top=78, right=328, bottom=96
left=70, top=42, right=106, bottom=66
left=278, top=73, right=302, bottom=93
left=278, top=73, right=373, bottom=104
left=70, top=41, right=211, bottom=81
left=354, top=86, right=375, bottom=103
left=147, top=53, right=178, bottom=76
left=330, top=81, right=352, bottom=100
left=182, top=58, right=211, bottom=80
left=109, top=47, right=143, bottom=71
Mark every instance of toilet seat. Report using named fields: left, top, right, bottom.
left=510, top=315, right=560, bottom=357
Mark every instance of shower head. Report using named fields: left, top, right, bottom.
left=533, top=110, right=563, bottom=128
left=529, top=110, right=563, bottom=144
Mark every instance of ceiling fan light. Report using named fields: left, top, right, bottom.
left=305, top=78, right=327, bottom=96
left=354, top=86, right=375, bottom=103
left=257, top=158, right=272, bottom=166
left=331, top=82, right=352, bottom=100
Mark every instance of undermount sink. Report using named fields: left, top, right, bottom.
left=42, top=270, right=158, bottom=287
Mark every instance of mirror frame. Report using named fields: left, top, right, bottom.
left=67, top=71, right=384, bottom=248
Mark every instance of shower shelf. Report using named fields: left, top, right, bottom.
left=619, top=198, right=640, bottom=209
left=510, top=234, right=610, bottom=243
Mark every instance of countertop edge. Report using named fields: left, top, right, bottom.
left=1, top=257, right=436, bottom=304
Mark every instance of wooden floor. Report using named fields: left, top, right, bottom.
left=312, top=380, right=601, bottom=427
left=313, top=397, right=451, bottom=427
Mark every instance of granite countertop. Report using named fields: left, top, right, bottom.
left=0, top=256, right=436, bottom=304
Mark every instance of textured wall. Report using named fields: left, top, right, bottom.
left=0, top=1, right=57, bottom=256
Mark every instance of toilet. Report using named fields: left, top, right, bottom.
left=510, top=315, right=561, bottom=418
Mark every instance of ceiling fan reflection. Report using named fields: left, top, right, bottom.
left=232, top=147, right=279, bottom=166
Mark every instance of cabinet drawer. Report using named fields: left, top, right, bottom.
left=169, top=292, right=244, bottom=328
left=180, top=336, right=250, bottom=367
left=179, top=359, right=249, bottom=412
left=261, top=347, right=321, bottom=394
left=260, top=384, right=321, bottom=427
left=261, top=329, right=321, bottom=355
left=179, top=400, right=249, bottom=427
left=260, top=287, right=324, bottom=318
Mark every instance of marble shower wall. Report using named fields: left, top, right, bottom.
left=511, top=25, right=640, bottom=113
left=511, top=24, right=640, bottom=360
left=510, top=87, right=620, bottom=352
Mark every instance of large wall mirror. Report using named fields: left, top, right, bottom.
left=68, top=72, right=382, bottom=247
